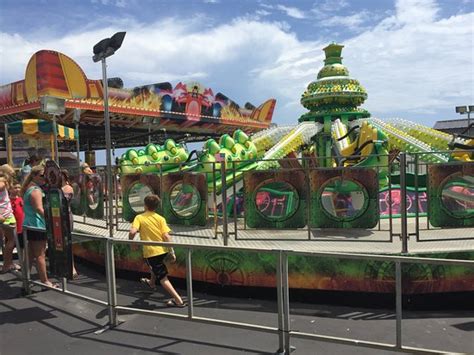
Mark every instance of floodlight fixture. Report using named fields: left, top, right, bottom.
left=455, top=106, right=467, bottom=114
left=41, top=96, right=66, bottom=115
left=92, top=31, right=126, bottom=62
left=455, top=104, right=473, bottom=136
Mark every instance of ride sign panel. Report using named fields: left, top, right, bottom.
left=44, top=160, right=73, bottom=279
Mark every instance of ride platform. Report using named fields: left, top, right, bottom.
left=71, top=216, right=474, bottom=295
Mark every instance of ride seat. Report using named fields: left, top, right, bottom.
left=341, top=122, right=378, bottom=166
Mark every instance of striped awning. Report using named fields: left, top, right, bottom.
left=6, top=118, right=77, bottom=140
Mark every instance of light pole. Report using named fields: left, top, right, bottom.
left=73, top=109, right=81, bottom=172
left=92, top=31, right=126, bottom=327
left=455, top=105, right=474, bottom=136
left=92, top=30, right=126, bottom=232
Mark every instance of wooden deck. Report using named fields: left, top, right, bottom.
left=72, top=215, right=474, bottom=255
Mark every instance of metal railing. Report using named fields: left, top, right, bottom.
left=15, top=230, right=474, bottom=354
left=70, top=151, right=474, bottom=253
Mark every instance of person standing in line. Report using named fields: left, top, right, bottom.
left=128, top=194, right=186, bottom=307
left=9, top=180, right=24, bottom=268
left=22, top=166, right=58, bottom=288
left=0, top=172, right=18, bottom=272
left=61, top=169, right=78, bottom=279
left=20, top=154, right=41, bottom=182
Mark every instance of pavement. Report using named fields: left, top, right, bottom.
left=1, top=262, right=474, bottom=355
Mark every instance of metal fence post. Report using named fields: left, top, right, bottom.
left=212, top=161, right=218, bottom=238
left=186, top=248, right=194, bottom=319
left=282, top=252, right=291, bottom=354
left=232, top=161, right=238, bottom=240
left=104, top=171, right=109, bottom=227
left=221, top=160, right=228, bottom=246
left=22, top=230, right=31, bottom=295
left=114, top=170, right=120, bottom=229
left=276, top=251, right=285, bottom=354
left=105, top=238, right=118, bottom=327
left=306, top=162, right=311, bottom=240
left=395, top=261, right=403, bottom=349
left=399, top=153, right=408, bottom=253
left=62, top=277, right=68, bottom=292
left=414, top=154, right=420, bottom=240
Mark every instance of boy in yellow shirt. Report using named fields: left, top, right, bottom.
left=129, top=194, right=186, bottom=307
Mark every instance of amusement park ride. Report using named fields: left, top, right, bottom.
left=0, top=43, right=473, bottom=295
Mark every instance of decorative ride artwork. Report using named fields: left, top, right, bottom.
left=244, top=170, right=306, bottom=228
left=378, top=189, right=428, bottom=217
left=309, top=168, right=379, bottom=228
left=428, top=163, right=474, bottom=228
left=161, top=172, right=208, bottom=226
left=122, top=174, right=161, bottom=221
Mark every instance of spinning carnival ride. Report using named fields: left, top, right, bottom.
left=1, top=43, right=473, bottom=295
left=117, top=43, right=473, bottom=229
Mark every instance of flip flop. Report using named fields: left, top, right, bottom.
left=1, top=264, right=21, bottom=273
left=166, top=299, right=187, bottom=308
left=42, top=282, right=60, bottom=291
left=140, top=278, right=156, bottom=290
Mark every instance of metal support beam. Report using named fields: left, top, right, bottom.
left=395, top=261, right=403, bottom=348
left=221, top=161, right=228, bottom=246
left=399, top=153, right=408, bottom=253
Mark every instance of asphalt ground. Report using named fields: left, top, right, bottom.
left=1, top=262, right=473, bottom=355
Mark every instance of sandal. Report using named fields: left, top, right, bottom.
left=43, top=282, right=60, bottom=290
left=1, top=264, right=21, bottom=273
left=140, top=278, right=156, bottom=290
left=72, top=272, right=79, bottom=280
left=166, top=299, right=187, bottom=308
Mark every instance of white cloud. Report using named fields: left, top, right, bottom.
left=311, top=0, right=349, bottom=17
left=0, top=0, right=473, bottom=129
left=256, top=9, right=271, bottom=17
left=320, top=11, right=371, bottom=30
left=276, top=5, right=306, bottom=19
left=395, top=0, right=439, bottom=23
left=90, top=0, right=129, bottom=7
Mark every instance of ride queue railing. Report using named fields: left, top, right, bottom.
left=17, top=232, right=474, bottom=354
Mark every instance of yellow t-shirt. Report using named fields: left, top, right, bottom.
left=132, top=211, right=172, bottom=258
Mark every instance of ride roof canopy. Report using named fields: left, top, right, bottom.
left=6, top=118, right=77, bottom=140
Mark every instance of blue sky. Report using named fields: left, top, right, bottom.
left=1, top=0, right=473, bottom=161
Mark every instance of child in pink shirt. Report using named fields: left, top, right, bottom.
left=10, top=181, right=25, bottom=251
left=0, top=172, right=18, bottom=272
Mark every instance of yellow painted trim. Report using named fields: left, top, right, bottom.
left=68, top=127, right=75, bottom=140
left=23, top=119, right=39, bottom=135
left=50, top=135, right=55, bottom=160
left=59, top=53, right=87, bottom=99
left=25, top=54, right=37, bottom=102
left=58, top=124, right=65, bottom=138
